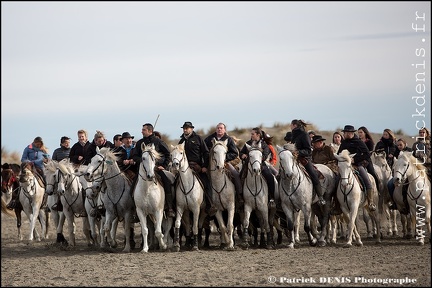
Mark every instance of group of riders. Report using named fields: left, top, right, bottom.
left=4, top=120, right=431, bottom=224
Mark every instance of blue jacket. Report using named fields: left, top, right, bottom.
left=21, top=143, right=47, bottom=169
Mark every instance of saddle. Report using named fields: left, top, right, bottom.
left=298, top=163, right=325, bottom=180
left=352, top=166, right=366, bottom=192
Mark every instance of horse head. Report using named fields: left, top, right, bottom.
left=170, top=143, right=187, bottom=172
left=276, top=144, right=296, bottom=178
left=210, top=139, right=228, bottom=172
left=44, top=159, right=59, bottom=195
left=392, top=151, right=414, bottom=186
left=84, top=147, right=113, bottom=182
left=334, top=149, right=356, bottom=187
left=141, top=143, right=161, bottom=180
left=1, top=163, right=20, bottom=195
left=246, top=142, right=263, bottom=175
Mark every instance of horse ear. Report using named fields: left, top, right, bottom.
left=151, top=143, right=155, bottom=150
left=96, top=146, right=100, bottom=153
left=141, top=142, right=146, bottom=151
left=246, top=143, right=251, bottom=151
left=222, top=139, right=228, bottom=146
left=212, top=138, right=217, bottom=146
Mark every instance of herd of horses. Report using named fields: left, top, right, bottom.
left=1, top=141, right=431, bottom=252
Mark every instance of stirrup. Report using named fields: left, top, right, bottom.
left=166, top=209, right=176, bottom=218
left=268, top=199, right=276, bottom=210
left=6, top=200, right=16, bottom=210
left=318, top=198, right=326, bottom=206
left=368, top=202, right=377, bottom=212
left=51, top=203, right=59, bottom=211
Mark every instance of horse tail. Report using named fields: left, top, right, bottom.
left=1, top=197, right=15, bottom=217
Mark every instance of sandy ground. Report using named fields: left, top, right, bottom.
left=1, top=209, right=430, bottom=287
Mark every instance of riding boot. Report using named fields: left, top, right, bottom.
left=165, top=188, right=176, bottom=218
left=205, top=189, right=217, bottom=217
left=51, top=198, right=63, bottom=212
left=233, top=175, right=244, bottom=212
left=401, top=184, right=409, bottom=214
left=366, top=188, right=376, bottom=211
left=314, top=184, right=326, bottom=206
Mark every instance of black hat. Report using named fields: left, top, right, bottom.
left=181, top=121, right=194, bottom=129
left=341, top=125, right=357, bottom=132
left=120, top=132, right=134, bottom=140
left=311, top=135, right=326, bottom=143
left=284, top=132, right=292, bottom=142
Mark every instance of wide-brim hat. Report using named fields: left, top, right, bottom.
left=284, top=132, right=292, bottom=142
left=341, top=125, right=357, bottom=132
left=120, top=132, right=134, bottom=140
left=181, top=121, right=194, bottom=128
left=311, top=135, right=326, bottom=143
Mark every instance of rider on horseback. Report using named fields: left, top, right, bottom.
left=132, top=123, right=176, bottom=218
left=240, top=127, right=277, bottom=210
left=290, top=120, right=326, bottom=206
left=337, top=125, right=380, bottom=211
left=204, top=123, right=243, bottom=212
left=179, top=121, right=218, bottom=217
left=8, top=137, right=49, bottom=210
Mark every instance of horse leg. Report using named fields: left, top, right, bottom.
left=303, top=206, right=317, bottom=247
left=16, top=208, right=23, bottom=241
left=191, top=207, right=201, bottom=251
left=242, top=208, right=251, bottom=249
left=82, top=217, right=93, bottom=246
left=363, top=207, right=373, bottom=238
left=136, top=208, right=149, bottom=252
left=371, top=209, right=381, bottom=244
left=283, top=205, right=296, bottom=249
left=214, top=211, right=227, bottom=249
left=122, top=214, right=132, bottom=253
left=344, top=206, right=360, bottom=247
left=37, top=208, right=48, bottom=240
left=391, top=209, right=398, bottom=236
left=227, top=208, right=235, bottom=249
left=155, top=210, right=167, bottom=251
left=173, top=207, right=184, bottom=252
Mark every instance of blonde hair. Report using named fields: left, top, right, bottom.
left=94, top=130, right=105, bottom=140
left=77, top=129, right=88, bottom=138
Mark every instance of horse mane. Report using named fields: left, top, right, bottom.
left=144, top=144, right=162, bottom=161
left=283, top=143, right=296, bottom=152
left=45, top=159, right=58, bottom=173
left=339, top=149, right=351, bottom=162
left=58, top=158, right=73, bottom=175
left=401, top=150, right=426, bottom=171
left=99, top=147, right=120, bottom=163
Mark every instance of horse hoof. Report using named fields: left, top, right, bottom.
left=343, top=243, right=352, bottom=248
left=287, top=243, right=294, bottom=249
left=317, top=240, right=326, bottom=247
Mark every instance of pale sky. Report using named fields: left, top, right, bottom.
left=1, top=1, right=431, bottom=155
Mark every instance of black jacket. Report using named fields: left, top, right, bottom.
left=204, top=132, right=239, bottom=162
left=337, top=135, right=371, bottom=165
left=291, top=126, right=312, bottom=159
left=131, top=134, right=171, bottom=170
left=69, top=141, right=91, bottom=165
left=179, top=131, right=209, bottom=168
left=240, top=139, right=270, bottom=166
left=84, top=140, right=114, bottom=165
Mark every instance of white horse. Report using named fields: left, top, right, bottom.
left=56, top=159, right=92, bottom=246
left=84, top=147, right=135, bottom=252
left=75, top=164, right=101, bottom=246
left=44, top=159, right=67, bottom=244
left=276, top=144, right=335, bottom=248
left=171, top=143, right=205, bottom=251
left=134, top=143, right=170, bottom=253
left=371, top=151, right=399, bottom=237
left=208, top=138, right=236, bottom=250
left=334, top=150, right=381, bottom=247
left=18, top=164, right=48, bottom=241
left=393, top=151, right=431, bottom=245
left=241, top=142, right=273, bottom=249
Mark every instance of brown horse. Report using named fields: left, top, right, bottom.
left=1, top=163, right=24, bottom=238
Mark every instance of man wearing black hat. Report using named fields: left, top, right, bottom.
left=337, top=125, right=380, bottom=211
left=131, top=123, right=176, bottom=217
left=114, top=132, right=137, bottom=179
left=290, top=120, right=326, bottom=206
left=179, top=121, right=218, bottom=217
